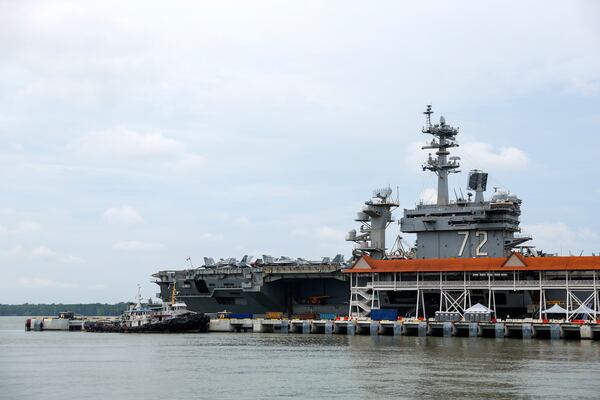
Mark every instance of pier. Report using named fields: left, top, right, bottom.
left=25, top=314, right=600, bottom=340
left=205, top=317, right=600, bottom=340
left=25, top=314, right=119, bottom=332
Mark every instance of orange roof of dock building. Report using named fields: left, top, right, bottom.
left=344, top=253, right=600, bottom=273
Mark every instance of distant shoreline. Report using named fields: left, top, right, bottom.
left=0, top=303, right=128, bottom=317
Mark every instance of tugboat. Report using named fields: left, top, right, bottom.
left=85, top=285, right=209, bottom=333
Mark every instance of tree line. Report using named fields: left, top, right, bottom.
left=0, top=303, right=128, bottom=316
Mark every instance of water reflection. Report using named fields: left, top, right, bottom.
left=1, top=317, right=599, bottom=400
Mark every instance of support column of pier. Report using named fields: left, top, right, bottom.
left=581, top=325, right=593, bottom=339
left=522, top=323, right=533, bottom=339
left=550, top=324, right=562, bottom=340
left=442, top=322, right=453, bottom=337
left=347, top=321, right=356, bottom=336
left=418, top=321, right=427, bottom=337
left=253, top=320, right=266, bottom=333
left=370, top=321, right=379, bottom=336
left=495, top=323, right=505, bottom=338
left=210, top=319, right=233, bottom=332
left=393, top=321, right=403, bottom=336
left=469, top=322, right=478, bottom=337
left=302, top=320, right=310, bottom=334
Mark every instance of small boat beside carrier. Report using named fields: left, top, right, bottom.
left=84, top=285, right=209, bottom=333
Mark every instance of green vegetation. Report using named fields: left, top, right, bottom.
left=0, top=303, right=128, bottom=316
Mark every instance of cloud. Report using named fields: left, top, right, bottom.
left=113, top=240, right=163, bottom=250
left=213, top=184, right=313, bottom=200
left=566, top=77, right=600, bottom=97
left=77, top=128, right=184, bottom=159
left=103, top=206, right=144, bottom=225
left=29, top=246, right=83, bottom=263
left=0, top=221, right=43, bottom=235
left=0, top=245, right=82, bottom=263
left=18, top=277, right=75, bottom=289
left=292, top=226, right=343, bottom=242
left=0, top=245, right=26, bottom=258
left=418, top=188, right=437, bottom=205
left=290, top=225, right=348, bottom=253
left=315, top=226, right=343, bottom=241
left=405, top=142, right=428, bottom=172
left=198, top=233, right=224, bottom=241
left=406, top=140, right=529, bottom=173
left=459, top=142, right=529, bottom=171
left=32, top=245, right=57, bottom=259
left=523, top=223, right=600, bottom=255
left=290, top=229, right=309, bottom=237
left=232, top=217, right=249, bottom=225
left=0, top=208, right=17, bottom=217
left=89, top=283, right=107, bottom=290
left=74, top=127, right=206, bottom=171
left=61, top=255, right=84, bottom=264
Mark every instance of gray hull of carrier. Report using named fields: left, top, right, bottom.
left=153, top=258, right=350, bottom=316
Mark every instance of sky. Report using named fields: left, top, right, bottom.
left=1, top=1, right=599, bottom=303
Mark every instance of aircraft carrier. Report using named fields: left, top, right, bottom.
left=154, top=105, right=545, bottom=317
left=153, top=255, right=351, bottom=316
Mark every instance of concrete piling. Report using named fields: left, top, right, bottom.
left=393, top=322, right=403, bottom=336
left=347, top=322, right=355, bottom=336
left=494, top=323, right=505, bottom=338
left=522, top=323, right=533, bottom=339
left=469, top=323, right=478, bottom=337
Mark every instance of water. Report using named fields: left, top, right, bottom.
left=2, top=317, right=600, bottom=399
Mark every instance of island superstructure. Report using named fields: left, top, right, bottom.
left=345, top=106, right=600, bottom=321
left=401, top=105, right=531, bottom=259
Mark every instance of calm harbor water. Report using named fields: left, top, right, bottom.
left=1, top=317, right=600, bottom=399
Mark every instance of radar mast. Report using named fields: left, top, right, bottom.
left=421, top=105, right=461, bottom=205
